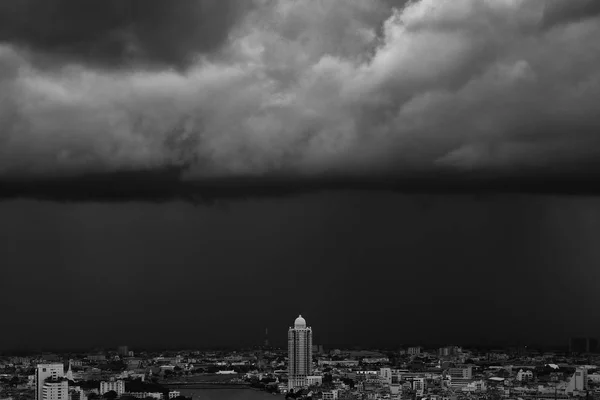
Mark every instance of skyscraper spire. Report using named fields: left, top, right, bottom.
left=65, top=360, right=74, bottom=381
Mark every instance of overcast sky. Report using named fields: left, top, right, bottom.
left=1, top=0, right=600, bottom=351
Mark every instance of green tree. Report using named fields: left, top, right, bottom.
left=103, top=391, right=118, bottom=400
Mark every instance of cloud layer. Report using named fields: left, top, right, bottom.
left=1, top=0, right=600, bottom=195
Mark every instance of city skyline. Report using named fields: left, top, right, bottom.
left=6, top=340, right=600, bottom=400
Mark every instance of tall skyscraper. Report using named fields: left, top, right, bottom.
left=36, top=364, right=65, bottom=400
left=288, top=315, right=313, bottom=391
left=569, top=337, right=598, bottom=354
left=117, top=346, right=129, bottom=357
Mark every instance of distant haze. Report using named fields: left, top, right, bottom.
left=2, top=193, right=600, bottom=350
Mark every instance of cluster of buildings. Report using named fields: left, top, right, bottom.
left=30, top=363, right=180, bottom=400
left=279, top=316, right=600, bottom=399
left=0, top=355, right=184, bottom=400
left=1, top=319, right=600, bottom=400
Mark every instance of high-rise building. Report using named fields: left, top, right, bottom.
left=118, top=346, right=129, bottom=357
left=569, top=337, right=598, bottom=354
left=439, top=346, right=461, bottom=357
left=36, top=364, right=65, bottom=400
left=42, top=378, right=68, bottom=400
left=566, top=368, right=588, bottom=394
left=288, top=315, right=313, bottom=391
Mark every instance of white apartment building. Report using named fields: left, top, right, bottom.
left=412, top=377, right=426, bottom=396
left=42, top=379, right=68, bottom=400
left=463, top=380, right=487, bottom=392
left=288, top=315, right=313, bottom=391
left=408, top=347, right=423, bottom=355
left=168, top=392, right=180, bottom=399
left=36, top=364, right=65, bottom=400
left=379, top=368, right=392, bottom=385
left=99, top=379, right=125, bottom=396
left=566, top=368, right=588, bottom=395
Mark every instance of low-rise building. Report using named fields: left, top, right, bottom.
left=307, top=376, right=323, bottom=386
left=125, top=393, right=163, bottom=400
left=87, top=356, right=106, bottom=362
left=322, top=390, right=339, bottom=400
left=517, top=369, right=534, bottom=381
left=448, top=366, right=472, bottom=389
left=99, top=379, right=125, bottom=396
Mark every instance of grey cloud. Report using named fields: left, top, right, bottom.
left=542, top=0, right=600, bottom=29
left=1, top=0, right=600, bottom=200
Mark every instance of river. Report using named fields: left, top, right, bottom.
left=164, top=374, right=283, bottom=400
left=177, top=388, right=283, bottom=400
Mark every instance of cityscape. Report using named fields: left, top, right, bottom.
left=2, top=1, right=600, bottom=400
left=1, top=315, right=600, bottom=400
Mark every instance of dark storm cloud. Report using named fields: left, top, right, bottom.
left=4, top=167, right=600, bottom=204
left=1, top=0, right=600, bottom=201
left=0, top=0, right=251, bottom=68
left=542, top=0, right=600, bottom=29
